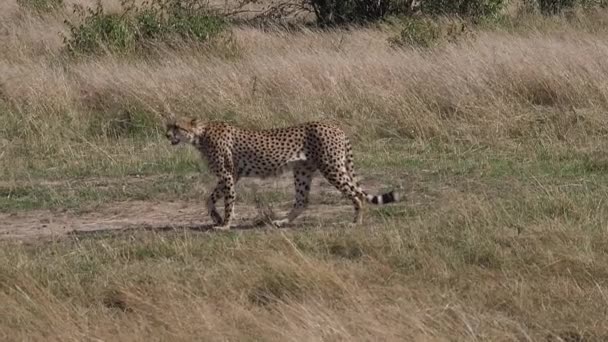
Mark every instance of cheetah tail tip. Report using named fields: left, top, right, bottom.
left=390, top=191, right=401, bottom=203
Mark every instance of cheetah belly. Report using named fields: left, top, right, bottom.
left=235, top=151, right=307, bottom=179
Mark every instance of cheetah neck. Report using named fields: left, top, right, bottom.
left=189, top=125, right=207, bottom=146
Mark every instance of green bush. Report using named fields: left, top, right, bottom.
left=64, top=0, right=229, bottom=55
left=526, top=0, right=608, bottom=14
left=417, top=0, right=506, bottom=17
left=17, top=0, right=64, bottom=13
left=388, top=17, right=470, bottom=48
left=306, top=0, right=505, bottom=26
left=537, top=0, right=576, bottom=13
left=308, top=0, right=395, bottom=26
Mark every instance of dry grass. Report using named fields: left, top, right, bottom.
left=5, top=23, right=608, bottom=178
left=2, top=212, right=608, bottom=341
left=2, top=218, right=608, bottom=341
left=2, top=0, right=608, bottom=340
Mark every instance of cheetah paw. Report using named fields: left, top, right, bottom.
left=212, top=225, right=231, bottom=231
left=270, top=219, right=289, bottom=228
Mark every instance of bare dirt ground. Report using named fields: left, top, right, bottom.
left=0, top=175, right=408, bottom=241
left=0, top=200, right=356, bottom=240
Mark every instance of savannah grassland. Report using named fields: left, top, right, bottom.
left=2, top=0, right=608, bottom=340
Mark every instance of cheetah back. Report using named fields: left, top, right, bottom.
left=229, top=122, right=349, bottom=179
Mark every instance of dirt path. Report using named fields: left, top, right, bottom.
left=0, top=199, right=360, bottom=240
left=0, top=200, right=358, bottom=240
left=0, top=173, right=411, bottom=241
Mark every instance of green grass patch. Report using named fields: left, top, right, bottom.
left=4, top=140, right=608, bottom=215
left=0, top=174, right=209, bottom=212
left=64, top=0, right=231, bottom=55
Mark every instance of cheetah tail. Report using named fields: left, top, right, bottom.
left=364, top=190, right=400, bottom=205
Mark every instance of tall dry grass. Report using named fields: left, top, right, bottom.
left=2, top=2, right=608, bottom=341
left=2, top=218, right=607, bottom=341
left=2, top=2, right=608, bottom=153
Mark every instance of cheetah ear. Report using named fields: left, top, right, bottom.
left=190, top=118, right=198, bottom=127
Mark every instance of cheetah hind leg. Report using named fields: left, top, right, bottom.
left=320, top=166, right=363, bottom=225
left=271, top=166, right=313, bottom=228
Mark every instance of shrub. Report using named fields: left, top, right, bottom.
left=17, top=0, right=64, bottom=13
left=308, top=0, right=396, bottom=26
left=306, top=0, right=505, bottom=26
left=417, top=0, right=506, bottom=17
left=64, top=0, right=229, bottom=55
left=537, top=0, right=577, bottom=13
left=526, top=0, right=608, bottom=14
left=64, top=4, right=134, bottom=54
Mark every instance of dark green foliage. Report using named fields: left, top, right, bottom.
left=63, top=0, right=229, bottom=55
left=308, top=0, right=396, bottom=26
left=527, top=0, right=608, bottom=14
left=537, top=0, right=577, bottom=13
left=418, top=0, right=506, bottom=17
left=306, top=0, right=506, bottom=26
left=64, top=5, right=134, bottom=54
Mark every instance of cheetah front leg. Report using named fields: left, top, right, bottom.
left=207, top=180, right=226, bottom=226
left=218, top=174, right=236, bottom=230
left=206, top=150, right=237, bottom=230
left=208, top=174, right=236, bottom=231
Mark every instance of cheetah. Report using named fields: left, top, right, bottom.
left=165, top=117, right=399, bottom=229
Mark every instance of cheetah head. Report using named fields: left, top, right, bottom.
left=165, top=117, right=199, bottom=146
